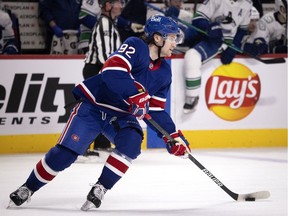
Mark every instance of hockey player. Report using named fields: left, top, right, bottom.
left=0, top=8, right=18, bottom=54
left=241, top=7, right=260, bottom=49
left=39, top=0, right=81, bottom=54
left=117, top=0, right=146, bottom=42
left=9, top=15, right=190, bottom=211
left=243, top=0, right=287, bottom=55
left=182, top=0, right=253, bottom=114
left=78, top=0, right=101, bottom=54
left=247, top=6, right=260, bottom=33
left=78, top=0, right=145, bottom=54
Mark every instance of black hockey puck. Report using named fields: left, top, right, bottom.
left=245, top=198, right=256, bottom=201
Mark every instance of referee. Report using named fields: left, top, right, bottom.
left=82, top=0, right=123, bottom=154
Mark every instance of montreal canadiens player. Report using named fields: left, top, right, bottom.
left=243, top=0, right=287, bottom=55
left=9, top=14, right=190, bottom=210
left=182, top=0, right=253, bottom=113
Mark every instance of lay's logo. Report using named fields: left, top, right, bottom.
left=205, top=62, right=261, bottom=121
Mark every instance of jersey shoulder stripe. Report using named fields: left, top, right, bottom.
left=101, top=55, right=131, bottom=73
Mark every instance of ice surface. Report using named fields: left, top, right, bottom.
left=0, top=147, right=287, bottom=216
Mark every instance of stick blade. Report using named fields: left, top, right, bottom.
left=260, top=58, right=286, bottom=64
left=237, top=191, right=270, bottom=201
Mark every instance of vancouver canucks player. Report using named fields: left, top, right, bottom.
left=182, top=0, right=253, bottom=113
left=243, top=0, right=287, bottom=55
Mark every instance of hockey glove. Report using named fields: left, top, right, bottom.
left=131, top=23, right=144, bottom=33
left=243, top=38, right=268, bottom=56
left=164, top=130, right=190, bottom=158
left=220, top=47, right=237, bottom=65
left=243, top=43, right=259, bottom=56
left=128, top=91, right=150, bottom=120
left=165, top=6, right=180, bottom=18
left=3, top=44, right=18, bottom=54
left=52, top=25, right=64, bottom=37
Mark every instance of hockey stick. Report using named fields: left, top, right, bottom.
left=145, top=2, right=286, bottom=64
left=144, top=113, right=270, bottom=201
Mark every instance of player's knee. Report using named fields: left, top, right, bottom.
left=184, top=49, right=202, bottom=68
left=114, top=128, right=142, bottom=160
left=185, top=49, right=202, bottom=64
left=184, top=49, right=202, bottom=72
left=45, top=144, right=78, bottom=172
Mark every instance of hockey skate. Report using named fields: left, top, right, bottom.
left=8, top=184, right=33, bottom=207
left=183, top=96, right=199, bottom=114
left=81, top=182, right=107, bottom=211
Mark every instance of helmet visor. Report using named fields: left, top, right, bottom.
left=162, top=32, right=184, bottom=44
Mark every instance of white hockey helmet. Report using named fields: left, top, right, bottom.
left=275, top=0, right=287, bottom=19
left=251, top=7, right=260, bottom=20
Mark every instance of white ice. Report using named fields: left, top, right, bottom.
left=0, top=147, right=287, bottom=216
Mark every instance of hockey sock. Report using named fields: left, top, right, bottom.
left=25, top=144, right=78, bottom=192
left=98, top=128, right=142, bottom=189
left=98, top=149, right=132, bottom=189
left=184, top=49, right=202, bottom=97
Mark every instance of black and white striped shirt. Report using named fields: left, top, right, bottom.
left=85, top=14, right=121, bottom=65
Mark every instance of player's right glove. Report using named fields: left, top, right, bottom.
left=128, top=82, right=150, bottom=120
left=2, top=44, right=18, bottom=54
left=128, top=92, right=149, bottom=120
left=163, top=130, right=190, bottom=158
left=220, top=47, right=237, bottom=64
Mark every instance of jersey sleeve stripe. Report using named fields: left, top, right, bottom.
left=112, top=54, right=132, bottom=71
left=101, top=67, right=128, bottom=73
left=149, top=96, right=166, bottom=110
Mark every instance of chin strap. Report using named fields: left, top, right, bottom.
left=153, top=39, right=165, bottom=59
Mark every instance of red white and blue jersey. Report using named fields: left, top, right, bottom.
left=73, top=36, right=177, bottom=135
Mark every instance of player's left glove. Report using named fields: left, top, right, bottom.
left=163, top=130, right=190, bottom=158
left=243, top=38, right=268, bottom=56
left=220, top=47, right=237, bottom=65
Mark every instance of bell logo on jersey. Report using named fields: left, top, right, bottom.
left=151, top=16, right=161, bottom=22
left=205, top=62, right=261, bottom=121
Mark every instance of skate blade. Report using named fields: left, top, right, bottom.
left=183, top=108, right=196, bottom=114
left=7, top=200, right=16, bottom=209
left=81, top=200, right=95, bottom=211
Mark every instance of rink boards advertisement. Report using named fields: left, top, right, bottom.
left=0, top=55, right=287, bottom=153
